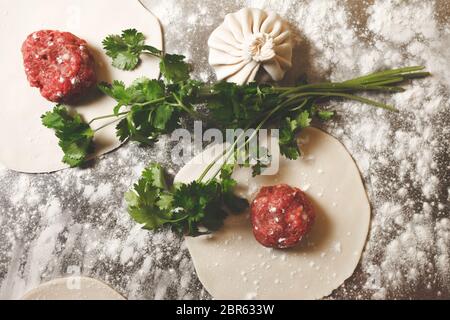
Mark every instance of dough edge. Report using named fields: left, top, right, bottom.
left=176, top=127, right=371, bottom=300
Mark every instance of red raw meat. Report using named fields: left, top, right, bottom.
left=22, top=30, right=97, bottom=102
left=251, top=184, right=315, bottom=248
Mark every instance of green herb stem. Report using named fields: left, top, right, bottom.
left=203, top=100, right=291, bottom=183
left=88, top=111, right=129, bottom=125
left=282, top=91, right=397, bottom=112
left=172, top=94, right=208, bottom=121
left=93, top=115, right=127, bottom=133
left=133, top=97, right=167, bottom=107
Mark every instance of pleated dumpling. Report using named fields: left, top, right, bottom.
left=208, top=8, right=292, bottom=85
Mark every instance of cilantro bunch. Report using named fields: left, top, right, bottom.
left=41, top=28, right=430, bottom=236
left=41, top=105, right=94, bottom=167
left=125, top=163, right=247, bottom=236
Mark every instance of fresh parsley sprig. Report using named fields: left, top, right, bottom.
left=41, top=105, right=95, bottom=167
left=102, top=29, right=149, bottom=70
left=96, top=78, right=208, bottom=144
left=102, top=28, right=189, bottom=83
left=125, top=163, right=248, bottom=236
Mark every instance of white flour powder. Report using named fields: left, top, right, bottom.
left=0, top=0, right=448, bottom=299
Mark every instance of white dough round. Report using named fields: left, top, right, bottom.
left=174, top=127, right=370, bottom=300
left=22, top=277, right=125, bottom=300
left=0, top=0, right=162, bottom=173
left=208, top=7, right=292, bottom=85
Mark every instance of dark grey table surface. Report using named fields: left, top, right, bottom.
left=0, top=0, right=449, bottom=299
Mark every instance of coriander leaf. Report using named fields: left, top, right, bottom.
left=160, top=54, right=190, bottom=83
left=102, top=35, right=127, bottom=58
left=278, top=117, right=301, bottom=160
left=317, top=110, right=335, bottom=120
left=156, top=193, right=174, bottom=210
left=41, top=105, right=94, bottom=167
left=115, top=118, right=130, bottom=142
left=178, top=79, right=204, bottom=101
left=98, top=80, right=132, bottom=115
left=41, top=107, right=67, bottom=130
left=126, top=188, right=171, bottom=231
left=125, top=164, right=176, bottom=230
left=278, top=110, right=312, bottom=160
left=172, top=181, right=217, bottom=221
left=172, top=180, right=226, bottom=235
left=296, top=110, right=312, bottom=128
left=102, top=29, right=155, bottom=71
left=153, top=103, right=174, bottom=130
left=129, top=78, right=165, bottom=102
left=121, top=28, right=145, bottom=47
left=98, top=80, right=128, bottom=101
left=126, top=161, right=247, bottom=237
left=207, top=82, right=277, bottom=130
left=100, top=78, right=166, bottom=115
left=208, top=82, right=240, bottom=126
left=103, top=29, right=176, bottom=74
left=233, top=133, right=273, bottom=178
left=220, top=163, right=237, bottom=193
left=100, top=78, right=180, bottom=144
left=251, top=161, right=268, bottom=177
left=112, top=51, right=140, bottom=71
left=251, top=149, right=271, bottom=177
left=280, top=145, right=300, bottom=161
left=142, top=162, right=169, bottom=189
left=121, top=102, right=179, bottom=145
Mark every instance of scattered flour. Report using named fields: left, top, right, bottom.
left=240, top=0, right=450, bottom=299
left=0, top=0, right=449, bottom=300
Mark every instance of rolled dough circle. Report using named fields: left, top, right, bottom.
left=0, top=0, right=162, bottom=173
left=21, top=277, right=125, bottom=300
left=174, top=127, right=371, bottom=299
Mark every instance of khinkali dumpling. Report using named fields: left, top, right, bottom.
left=208, top=8, right=292, bottom=85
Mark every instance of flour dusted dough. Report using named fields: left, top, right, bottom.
left=21, top=277, right=125, bottom=300
left=208, top=8, right=292, bottom=84
left=0, top=0, right=162, bottom=173
left=175, top=127, right=370, bottom=299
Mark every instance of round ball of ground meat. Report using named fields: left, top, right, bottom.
left=22, top=30, right=97, bottom=103
left=251, top=184, right=315, bottom=248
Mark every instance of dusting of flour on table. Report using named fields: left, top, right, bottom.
left=0, top=0, right=449, bottom=299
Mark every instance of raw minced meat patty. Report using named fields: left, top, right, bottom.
left=22, top=30, right=97, bottom=102
left=251, top=184, right=315, bottom=248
